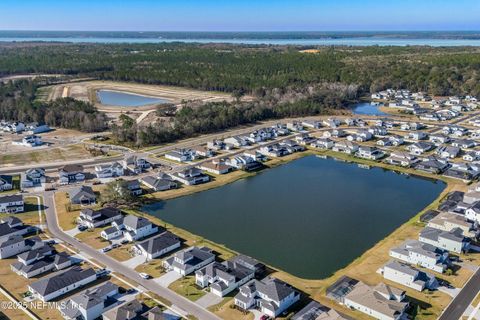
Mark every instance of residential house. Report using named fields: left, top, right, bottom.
left=356, top=146, right=385, bottom=160
left=332, top=141, right=359, bottom=155
left=388, top=135, right=404, bottom=146
left=292, top=301, right=350, bottom=320
left=78, top=207, right=123, bottom=229
left=464, top=182, right=480, bottom=205
left=465, top=201, right=480, bottom=224
left=312, top=138, right=334, bottom=149
left=0, top=175, right=13, bottom=191
left=429, top=134, right=450, bottom=145
left=437, top=146, right=460, bottom=159
left=378, top=260, right=438, bottom=292
left=451, top=139, right=476, bottom=149
left=444, top=162, right=480, bottom=181
left=0, top=234, right=40, bottom=259
left=111, top=215, right=158, bottom=242
left=165, top=149, right=192, bottom=162
left=169, top=168, right=210, bottom=186
left=408, top=131, right=428, bottom=141
left=100, top=227, right=123, bottom=241
left=408, top=142, right=434, bottom=155
left=376, top=138, right=392, bottom=147
left=28, top=267, right=97, bottom=302
left=414, top=158, right=449, bottom=174
left=243, top=150, right=266, bottom=162
left=135, top=231, right=181, bottom=260
left=463, top=151, right=479, bottom=162
left=21, top=168, right=46, bottom=189
left=224, top=136, right=249, bottom=148
left=195, top=259, right=255, bottom=297
left=230, top=254, right=266, bottom=277
left=59, top=164, right=85, bottom=185
left=226, top=155, right=262, bottom=171
left=25, top=123, right=50, bottom=134
left=141, top=175, right=177, bottom=192
left=385, top=152, right=417, bottom=167
left=191, top=145, right=214, bottom=158
left=125, top=179, right=143, bottom=196
left=428, top=212, right=476, bottom=238
left=12, top=251, right=72, bottom=279
left=12, top=135, right=42, bottom=147
left=259, top=144, right=290, bottom=157
left=102, top=299, right=147, bottom=320
left=198, top=160, right=233, bottom=175
left=234, top=277, right=300, bottom=318
left=68, top=186, right=96, bottom=205
left=94, top=162, right=124, bottom=179
left=122, top=155, right=151, bottom=174
left=295, top=134, right=316, bottom=146
left=419, top=227, right=470, bottom=254
left=207, top=140, right=225, bottom=151
left=0, top=217, right=29, bottom=242
left=343, top=282, right=408, bottom=320
left=390, top=239, right=449, bottom=273
left=301, top=120, right=322, bottom=129
left=286, top=121, right=304, bottom=132
left=0, top=194, right=24, bottom=213
left=163, top=246, right=215, bottom=276
left=60, top=281, right=119, bottom=320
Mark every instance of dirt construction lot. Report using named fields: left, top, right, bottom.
left=47, top=80, right=236, bottom=109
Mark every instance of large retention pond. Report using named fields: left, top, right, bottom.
left=143, top=156, right=445, bottom=279
left=97, top=90, right=170, bottom=107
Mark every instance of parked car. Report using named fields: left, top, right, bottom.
left=139, top=273, right=151, bottom=279
left=111, top=244, right=120, bottom=249
left=77, top=225, right=87, bottom=231
left=102, top=247, right=112, bottom=253
left=120, top=239, right=129, bottom=245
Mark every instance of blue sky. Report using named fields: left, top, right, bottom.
left=0, top=0, right=479, bottom=31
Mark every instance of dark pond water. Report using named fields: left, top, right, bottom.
left=143, top=156, right=445, bottom=279
left=352, top=102, right=387, bottom=116
left=97, top=90, right=170, bottom=107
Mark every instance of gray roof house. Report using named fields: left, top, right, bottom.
left=419, top=227, right=470, bottom=253
left=379, top=260, right=438, bottom=292
left=195, top=259, right=255, bottom=297
left=111, top=215, right=159, bottom=242
left=60, top=281, right=119, bottom=320
left=135, top=231, right=181, bottom=260
left=29, top=267, right=97, bottom=302
left=390, top=239, right=449, bottom=273
left=0, top=194, right=25, bottom=213
left=78, top=207, right=123, bottom=229
left=234, top=276, right=300, bottom=318
left=0, top=216, right=29, bottom=242
left=0, top=175, right=13, bottom=191
left=140, top=175, right=177, bottom=192
left=163, top=246, right=215, bottom=276
left=292, top=301, right=350, bottom=320
left=11, top=251, right=72, bottom=279
left=69, top=186, right=96, bottom=205
left=343, top=282, right=408, bottom=320
left=102, top=299, right=147, bottom=320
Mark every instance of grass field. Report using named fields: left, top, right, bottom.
left=168, top=276, right=206, bottom=302
left=0, top=144, right=92, bottom=166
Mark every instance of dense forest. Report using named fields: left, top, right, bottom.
left=1, top=43, right=480, bottom=96
left=0, top=80, right=106, bottom=132
left=1, top=43, right=480, bottom=144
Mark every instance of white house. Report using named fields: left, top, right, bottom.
left=234, top=277, right=300, bottom=318
left=78, top=207, right=123, bottom=229
left=196, top=259, right=255, bottom=297
left=344, top=282, right=408, bottom=320
left=94, top=162, right=124, bottom=178
left=135, top=231, right=181, bottom=260
left=390, top=239, right=449, bottom=273
left=0, top=175, right=13, bottom=191
left=0, top=194, right=24, bottom=213
left=12, top=135, right=42, bottom=147
left=419, top=227, right=470, bottom=254
left=163, top=246, right=215, bottom=276
left=58, top=165, right=85, bottom=185
left=111, top=215, right=158, bottom=242
left=28, top=267, right=97, bottom=302
left=379, top=260, right=438, bottom=292
left=21, top=168, right=46, bottom=189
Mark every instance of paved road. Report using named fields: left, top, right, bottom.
left=41, top=192, right=221, bottom=320
left=438, top=268, right=480, bottom=320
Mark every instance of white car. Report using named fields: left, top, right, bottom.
left=139, top=273, right=150, bottom=279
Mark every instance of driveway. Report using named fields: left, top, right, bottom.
left=153, top=271, right=182, bottom=288
left=438, top=286, right=461, bottom=298
left=122, top=255, right=147, bottom=268
left=196, top=292, right=223, bottom=308
left=64, top=227, right=82, bottom=237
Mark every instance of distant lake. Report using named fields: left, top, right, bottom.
left=143, top=156, right=445, bottom=279
left=352, top=102, right=387, bottom=116
left=2, top=37, right=480, bottom=47
left=96, top=90, right=170, bottom=107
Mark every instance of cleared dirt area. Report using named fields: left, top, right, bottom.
left=49, top=80, right=236, bottom=109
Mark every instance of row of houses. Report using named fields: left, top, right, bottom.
left=0, top=121, right=51, bottom=134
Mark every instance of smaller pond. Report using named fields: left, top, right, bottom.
left=352, top=102, right=387, bottom=116
left=97, top=90, right=170, bottom=107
